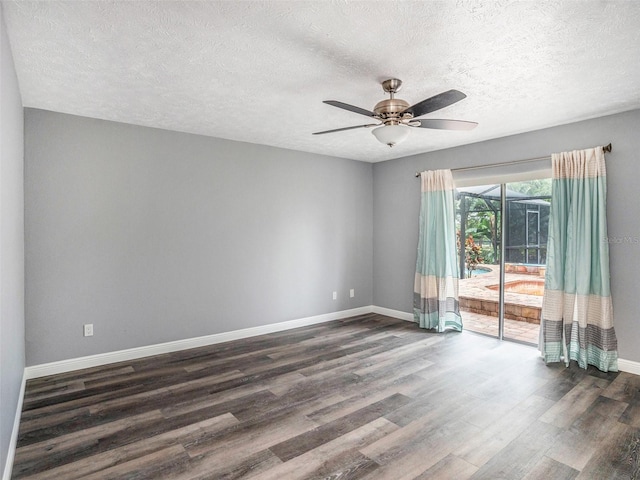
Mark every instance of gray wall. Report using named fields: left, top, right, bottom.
left=373, top=109, right=640, bottom=362
left=25, top=109, right=373, bottom=365
left=0, top=6, right=25, bottom=478
left=21, top=104, right=640, bottom=367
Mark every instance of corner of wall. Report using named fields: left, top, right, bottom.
left=1, top=374, right=25, bottom=480
left=0, top=7, right=26, bottom=479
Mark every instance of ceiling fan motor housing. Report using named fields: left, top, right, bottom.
left=373, top=98, right=411, bottom=123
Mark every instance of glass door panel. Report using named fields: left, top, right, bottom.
left=502, top=179, right=551, bottom=345
left=456, top=184, right=502, bottom=338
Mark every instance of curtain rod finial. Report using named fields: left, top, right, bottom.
left=603, top=143, right=612, bottom=153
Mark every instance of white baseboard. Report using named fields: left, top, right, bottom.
left=617, top=358, right=640, bottom=375
left=2, top=372, right=26, bottom=480
left=24, top=306, right=375, bottom=379
left=20, top=301, right=640, bottom=380
left=371, top=305, right=414, bottom=322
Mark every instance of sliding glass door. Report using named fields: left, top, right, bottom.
left=456, top=179, right=551, bottom=345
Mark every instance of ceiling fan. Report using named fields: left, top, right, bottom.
left=313, top=78, right=477, bottom=147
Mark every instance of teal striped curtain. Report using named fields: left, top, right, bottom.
left=413, top=169, right=462, bottom=332
left=540, top=147, right=618, bottom=372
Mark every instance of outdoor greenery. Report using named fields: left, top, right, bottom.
left=464, top=236, right=484, bottom=277
left=456, top=231, right=485, bottom=278
left=456, top=195, right=499, bottom=268
left=508, top=179, right=552, bottom=197
left=456, top=179, right=553, bottom=269
left=464, top=209, right=497, bottom=265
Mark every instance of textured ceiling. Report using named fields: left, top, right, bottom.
left=3, top=0, right=640, bottom=162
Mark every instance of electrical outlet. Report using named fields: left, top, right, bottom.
left=83, top=324, right=94, bottom=337
left=332, top=291, right=337, bottom=300
left=350, top=289, right=355, bottom=298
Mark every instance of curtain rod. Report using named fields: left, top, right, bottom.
left=414, top=143, right=612, bottom=177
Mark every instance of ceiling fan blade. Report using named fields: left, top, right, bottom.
left=313, top=124, right=378, bottom=135
left=413, top=119, right=478, bottom=131
left=323, top=100, right=377, bottom=118
left=401, top=89, right=467, bottom=118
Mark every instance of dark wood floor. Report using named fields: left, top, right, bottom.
left=11, top=313, right=639, bottom=479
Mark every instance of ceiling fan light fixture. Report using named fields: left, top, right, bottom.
left=372, top=124, right=410, bottom=147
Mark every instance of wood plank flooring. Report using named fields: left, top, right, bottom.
left=11, top=313, right=640, bottom=479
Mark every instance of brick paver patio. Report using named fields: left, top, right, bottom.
left=462, top=310, right=540, bottom=344
left=460, top=263, right=543, bottom=345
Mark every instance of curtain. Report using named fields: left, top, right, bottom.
left=413, top=169, right=462, bottom=332
left=539, top=147, right=618, bottom=372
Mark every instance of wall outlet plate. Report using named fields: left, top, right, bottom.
left=83, top=324, right=94, bottom=337
left=350, top=289, right=355, bottom=298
